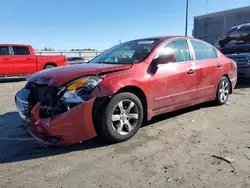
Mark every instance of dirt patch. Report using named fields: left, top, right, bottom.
left=0, top=80, right=250, bottom=188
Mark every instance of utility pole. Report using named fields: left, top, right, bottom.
left=185, top=0, right=189, bottom=36
left=206, top=0, right=208, bottom=14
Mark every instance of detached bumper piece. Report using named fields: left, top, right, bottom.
left=15, top=88, right=97, bottom=146
left=29, top=99, right=97, bottom=146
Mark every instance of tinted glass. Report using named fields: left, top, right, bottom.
left=162, top=39, right=191, bottom=62
left=0, top=46, right=10, bottom=55
left=89, top=39, right=162, bottom=64
left=191, top=40, right=217, bottom=60
left=76, top=57, right=84, bottom=60
left=13, top=46, right=30, bottom=55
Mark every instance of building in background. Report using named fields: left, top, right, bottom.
left=193, top=6, right=250, bottom=45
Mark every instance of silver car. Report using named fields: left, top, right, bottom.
left=67, top=57, right=89, bottom=65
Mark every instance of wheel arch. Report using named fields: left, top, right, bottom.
left=222, top=74, right=232, bottom=94
left=44, top=62, right=57, bottom=69
left=92, top=85, right=148, bottom=124
left=116, top=86, right=148, bottom=122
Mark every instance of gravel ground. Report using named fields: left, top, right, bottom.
left=0, top=79, right=250, bottom=188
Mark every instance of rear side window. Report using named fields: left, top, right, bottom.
left=162, top=39, right=191, bottom=62
left=0, top=46, right=10, bottom=55
left=12, top=46, right=30, bottom=55
left=190, top=40, right=218, bottom=60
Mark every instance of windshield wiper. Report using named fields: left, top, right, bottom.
left=95, top=61, right=106, bottom=64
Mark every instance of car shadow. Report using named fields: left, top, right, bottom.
left=0, top=102, right=214, bottom=164
left=0, top=78, right=26, bottom=83
left=144, top=101, right=214, bottom=126
left=0, top=112, right=110, bottom=164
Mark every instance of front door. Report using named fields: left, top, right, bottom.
left=150, top=38, right=198, bottom=113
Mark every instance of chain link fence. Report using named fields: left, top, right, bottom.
left=35, top=51, right=103, bottom=60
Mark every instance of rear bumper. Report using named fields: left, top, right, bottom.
left=16, top=97, right=97, bottom=146
left=230, top=77, right=237, bottom=89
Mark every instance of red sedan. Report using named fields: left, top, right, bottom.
left=15, top=36, right=237, bottom=146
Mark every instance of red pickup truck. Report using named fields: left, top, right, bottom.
left=0, top=44, right=69, bottom=78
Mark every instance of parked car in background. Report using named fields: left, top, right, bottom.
left=15, top=36, right=237, bottom=146
left=67, top=57, right=89, bottom=65
left=0, top=44, right=69, bottom=78
left=216, top=23, right=250, bottom=78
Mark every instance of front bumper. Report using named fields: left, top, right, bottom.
left=15, top=95, right=97, bottom=146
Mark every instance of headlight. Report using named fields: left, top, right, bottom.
left=61, top=76, right=103, bottom=103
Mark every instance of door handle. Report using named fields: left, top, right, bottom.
left=188, top=69, right=195, bottom=74
left=217, top=63, right=223, bottom=67
left=26, top=58, right=32, bottom=60
left=4, top=58, right=10, bottom=60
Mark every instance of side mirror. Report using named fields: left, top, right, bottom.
left=152, top=54, right=176, bottom=65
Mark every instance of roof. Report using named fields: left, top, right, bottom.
left=195, top=6, right=250, bottom=20
left=133, top=36, right=195, bottom=41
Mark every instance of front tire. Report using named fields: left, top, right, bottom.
left=100, top=92, right=143, bottom=143
left=215, top=76, right=230, bottom=105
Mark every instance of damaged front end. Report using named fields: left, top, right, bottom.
left=15, top=76, right=105, bottom=146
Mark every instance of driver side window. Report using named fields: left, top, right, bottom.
left=161, top=39, right=191, bottom=62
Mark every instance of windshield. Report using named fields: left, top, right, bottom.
left=89, top=39, right=162, bottom=64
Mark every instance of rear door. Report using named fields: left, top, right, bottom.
left=189, top=39, right=224, bottom=100
left=0, top=46, right=13, bottom=75
left=11, top=46, right=37, bottom=74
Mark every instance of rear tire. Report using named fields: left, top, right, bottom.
left=100, top=92, right=143, bottom=143
left=44, top=65, right=55, bottom=69
left=215, top=76, right=230, bottom=105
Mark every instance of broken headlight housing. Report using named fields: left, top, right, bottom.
left=60, top=76, right=103, bottom=104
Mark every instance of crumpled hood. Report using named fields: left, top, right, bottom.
left=28, top=63, right=132, bottom=87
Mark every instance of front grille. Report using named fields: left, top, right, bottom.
left=16, top=97, right=31, bottom=118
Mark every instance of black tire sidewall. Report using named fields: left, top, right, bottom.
left=101, top=92, right=143, bottom=142
left=216, top=76, right=230, bottom=105
left=45, top=65, right=55, bottom=69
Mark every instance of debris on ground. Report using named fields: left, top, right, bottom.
left=167, top=178, right=172, bottom=182
left=191, top=120, right=195, bottom=123
left=244, top=153, right=250, bottom=160
left=211, top=155, right=236, bottom=174
left=226, top=102, right=231, bottom=105
left=175, top=177, right=182, bottom=181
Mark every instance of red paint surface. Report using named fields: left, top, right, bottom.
left=30, top=99, right=97, bottom=146
left=0, top=44, right=68, bottom=76
left=24, top=36, right=237, bottom=146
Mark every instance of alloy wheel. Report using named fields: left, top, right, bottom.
left=111, top=99, right=139, bottom=136
left=219, top=80, right=230, bottom=103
